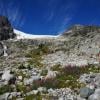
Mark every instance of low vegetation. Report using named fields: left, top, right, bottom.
left=26, top=44, right=50, bottom=68
left=29, top=64, right=100, bottom=90
left=0, top=85, right=14, bottom=95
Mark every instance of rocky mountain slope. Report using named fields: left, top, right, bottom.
left=1, top=23, right=100, bottom=69
left=42, top=25, right=100, bottom=66
left=0, top=16, right=100, bottom=99
left=0, top=16, right=100, bottom=67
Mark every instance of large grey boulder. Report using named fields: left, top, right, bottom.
left=80, top=87, right=94, bottom=98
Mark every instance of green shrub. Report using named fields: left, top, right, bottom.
left=0, top=85, right=13, bottom=95
left=41, top=69, right=48, bottom=76
left=16, top=84, right=27, bottom=93
left=51, top=64, right=61, bottom=71
left=24, top=93, right=42, bottom=100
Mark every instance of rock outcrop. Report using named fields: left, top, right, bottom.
left=62, top=25, right=100, bottom=37
left=0, top=16, right=16, bottom=40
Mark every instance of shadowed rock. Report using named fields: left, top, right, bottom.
left=0, top=16, right=16, bottom=40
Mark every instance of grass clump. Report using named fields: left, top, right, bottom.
left=51, top=64, right=62, bottom=71
left=16, top=84, right=27, bottom=94
left=40, top=69, right=48, bottom=76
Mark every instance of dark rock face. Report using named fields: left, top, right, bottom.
left=0, top=16, right=16, bottom=40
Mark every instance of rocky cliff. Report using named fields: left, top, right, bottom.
left=0, top=16, right=16, bottom=40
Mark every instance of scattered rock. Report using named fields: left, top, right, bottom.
left=45, top=70, right=57, bottom=79
left=1, top=70, right=16, bottom=84
left=18, top=76, right=23, bottom=81
left=26, top=90, right=38, bottom=95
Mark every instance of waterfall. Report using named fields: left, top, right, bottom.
left=3, top=44, right=8, bottom=57
left=1, top=42, right=8, bottom=57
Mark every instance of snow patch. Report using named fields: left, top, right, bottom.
left=14, top=29, right=59, bottom=39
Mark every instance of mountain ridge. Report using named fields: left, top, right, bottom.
left=62, top=24, right=100, bottom=37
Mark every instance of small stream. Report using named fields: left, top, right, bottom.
left=1, top=42, right=8, bottom=57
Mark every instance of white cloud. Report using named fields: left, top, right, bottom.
left=46, top=11, right=54, bottom=22
left=58, top=17, right=72, bottom=34
left=57, top=1, right=77, bottom=34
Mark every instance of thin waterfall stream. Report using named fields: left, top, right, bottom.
left=1, top=42, right=8, bottom=57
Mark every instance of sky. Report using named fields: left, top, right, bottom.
left=0, top=0, right=100, bottom=35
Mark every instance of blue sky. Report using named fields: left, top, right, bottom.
left=0, top=0, right=100, bottom=35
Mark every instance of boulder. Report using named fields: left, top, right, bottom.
left=88, top=93, right=100, bottom=100
left=0, top=93, right=10, bottom=100
left=0, top=16, right=16, bottom=40
left=95, top=74, right=100, bottom=87
left=88, top=88, right=100, bottom=100
left=95, top=88, right=100, bottom=94
left=24, top=76, right=40, bottom=85
left=2, top=70, right=16, bottom=84
left=26, top=90, right=38, bottom=95
left=80, top=87, right=94, bottom=98
left=18, top=76, right=23, bottom=80
left=45, top=70, right=57, bottom=79
left=2, top=70, right=13, bottom=81
left=38, top=87, right=47, bottom=92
